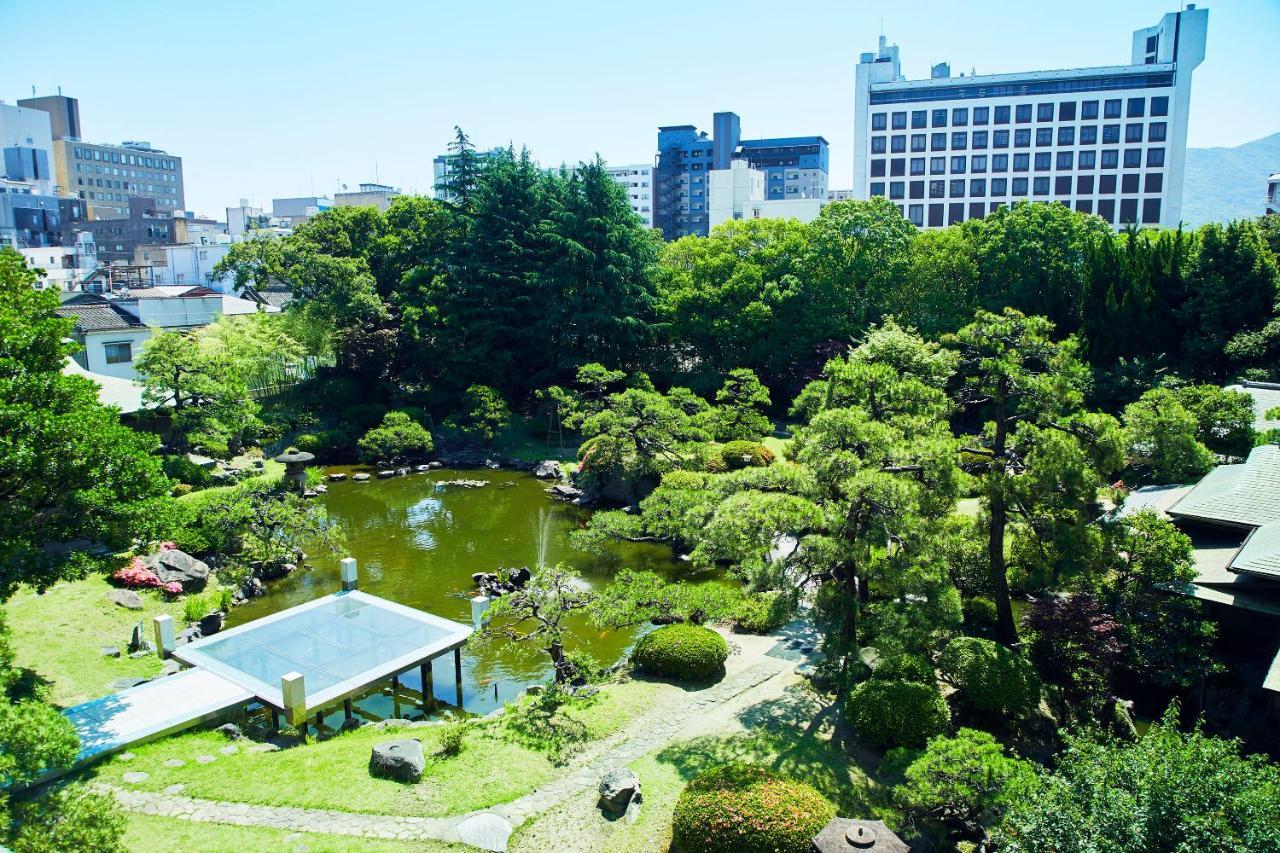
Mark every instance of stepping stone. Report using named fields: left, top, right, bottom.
left=195, top=754, right=216, bottom=764
left=249, top=742, right=280, bottom=753
left=122, top=771, right=149, bottom=784
left=219, top=744, right=239, bottom=756
left=456, top=812, right=513, bottom=852
left=117, top=752, right=135, bottom=762
left=163, top=758, right=186, bottom=768
left=163, top=784, right=185, bottom=795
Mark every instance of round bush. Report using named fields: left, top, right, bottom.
left=846, top=678, right=950, bottom=748
left=939, top=636, right=1041, bottom=718
left=631, top=624, right=728, bottom=682
left=872, top=653, right=935, bottom=684
left=671, top=763, right=835, bottom=853
left=720, top=440, right=775, bottom=470
left=171, top=483, right=194, bottom=498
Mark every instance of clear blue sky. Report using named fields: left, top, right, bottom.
left=2, top=0, right=1276, bottom=218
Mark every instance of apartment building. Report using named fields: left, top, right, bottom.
left=852, top=6, right=1208, bottom=229
left=605, top=164, right=655, bottom=227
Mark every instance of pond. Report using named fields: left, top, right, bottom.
left=226, top=467, right=707, bottom=717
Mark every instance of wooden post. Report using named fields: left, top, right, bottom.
left=269, top=708, right=280, bottom=731
left=344, top=699, right=354, bottom=721
left=454, top=647, right=463, bottom=708
left=420, top=663, right=433, bottom=710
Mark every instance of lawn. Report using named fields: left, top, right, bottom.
left=175, top=457, right=285, bottom=505
left=123, top=813, right=464, bottom=852
left=5, top=574, right=189, bottom=707
left=95, top=680, right=669, bottom=819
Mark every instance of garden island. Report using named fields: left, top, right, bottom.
left=2, top=141, right=1280, bottom=852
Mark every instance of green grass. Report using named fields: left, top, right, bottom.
left=123, top=813, right=463, bottom=851
left=96, top=680, right=667, bottom=818
left=490, top=417, right=580, bottom=464
left=5, top=574, right=191, bottom=707
left=176, top=458, right=285, bottom=505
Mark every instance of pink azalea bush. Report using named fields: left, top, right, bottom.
left=112, top=556, right=182, bottom=596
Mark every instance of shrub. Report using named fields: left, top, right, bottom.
left=939, top=636, right=1041, bottom=718
left=704, top=452, right=727, bottom=473
left=188, top=432, right=230, bottom=458
left=671, top=763, right=835, bottom=853
left=846, top=679, right=950, bottom=748
left=631, top=624, right=728, bottom=682
left=962, top=596, right=998, bottom=637
left=9, top=784, right=127, bottom=853
left=732, top=590, right=792, bottom=634
left=449, top=384, right=511, bottom=443
left=171, top=483, right=194, bottom=497
left=356, top=411, right=434, bottom=463
left=111, top=556, right=182, bottom=596
left=162, top=454, right=214, bottom=488
left=719, top=440, right=775, bottom=470
left=436, top=721, right=466, bottom=757
left=873, top=653, right=936, bottom=685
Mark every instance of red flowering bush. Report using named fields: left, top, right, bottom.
left=112, top=556, right=181, bottom=596
left=671, top=763, right=835, bottom=853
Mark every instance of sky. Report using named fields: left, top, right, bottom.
left=2, top=0, right=1277, bottom=218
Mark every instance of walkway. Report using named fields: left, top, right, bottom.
left=98, top=633, right=805, bottom=851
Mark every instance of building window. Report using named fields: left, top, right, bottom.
left=912, top=110, right=927, bottom=129
left=1012, top=177, right=1028, bottom=196
left=891, top=158, right=906, bottom=176
left=1147, top=147, right=1165, bottom=167
left=970, top=178, right=987, bottom=197
left=911, top=134, right=927, bottom=152
left=891, top=135, right=906, bottom=153
left=1081, top=100, right=1099, bottom=120
left=1036, top=128, right=1053, bottom=147
left=908, top=204, right=924, bottom=226
left=973, top=106, right=990, bottom=125
left=872, top=113, right=887, bottom=131
left=104, top=341, right=133, bottom=364
left=1142, top=198, right=1162, bottom=223
left=993, top=130, right=1009, bottom=148
left=871, top=136, right=887, bottom=154
left=951, top=156, right=967, bottom=174
left=1099, top=174, right=1117, bottom=194
left=1013, top=153, right=1030, bottom=172
left=1057, top=127, right=1075, bottom=145
left=992, top=154, right=1009, bottom=171
left=890, top=181, right=905, bottom=199
left=932, top=109, right=948, bottom=127
left=1077, top=174, right=1095, bottom=194
left=870, top=182, right=885, bottom=197
left=929, top=180, right=945, bottom=198
left=1058, top=101, right=1077, bottom=121
left=1014, top=129, right=1031, bottom=148
left=1150, top=96, right=1169, bottom=117
left=991, top=178, right=1008, bottom=195
left=1015, top=104, right=1032, bottom=123
left=1145, top=173, right=1163, bottom=193
left=949, top=203, right=964, bottom=225
left=1125, top=123, right=1144, bottom=143
left=910, top=180, right=925, bottom=199
left=1148, top=122, right=1167, bottom=142
left=1123, top=149, right=1142, bottom=168
left=871, top=159, right=886, bottom=177
left=1075, top=199, right=1094, bottom=214
left=1098, top=198, right=1116, bottom=223
left=1033, top=176, right=1050, bottom=195
left=930, top=157, right=946, bottom=175
left=1120, top=198, right=1139, bottom=223
left=1034, top=153, right=1051, bottom=171
left=952, top=107, right=968, bottom=126
left=1101, top=149, right=1119, bottom=169
left=1080, top=126, right=1098, bottom=145
left=972, top=131, right=988, bottom=149
left=1037, top=103, right=1055, bottom=122
left=890, top=111, right=907, bottom=130
left=1103, top=124, right=1120, bottom=144
left=1056, top=151, right=1074, bottom=170
left=910, top=157, right=925, bottom=175
left=994, top=105, right=1011, bottom=124
left=971, top=155, right=988, bottom=173
left=1078, top=151, right=1096, bottom=169
left=951, top=132, right=967, bottom=150
left=928, top=204, right=944, bottom=227
left=1127, top=97, right=1146, bottom=118
left=1104, top=99, right=1122, bottom=119
left=931, top=133, right=947, bottom=151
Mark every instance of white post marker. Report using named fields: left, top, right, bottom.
left=152, top=614, right=175, bottom=659
left=281, top=671, right=307, bottom=726
left=340, top=557, right=358, bottom=591
left=471, top=595, right=490, bottom=629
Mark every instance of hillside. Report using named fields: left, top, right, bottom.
left=1181, top=131, right=1280, bottom=226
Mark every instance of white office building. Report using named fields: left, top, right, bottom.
left=709, top=160, right=824, bottom=229
left=852, top=6, right=1208, bottom=229
left=605, top=164, right=655, bottom=227
left=1267, top=173, right=1280, bottom=217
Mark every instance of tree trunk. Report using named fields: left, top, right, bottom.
left=835, top=563, right=861, bottom=697
left=548, top=640, right=570, bottom=684
left=989, top=380, right=1018, bottom=646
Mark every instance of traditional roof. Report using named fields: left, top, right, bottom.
left=55, top=302, right=143, bottom=333
left=1167, top=445, right=1280, bottom=529
left=1225, top=381, right=1280, bottom=434
left=62, top=357, right=147, bottom=413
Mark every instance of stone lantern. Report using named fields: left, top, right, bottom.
left=811, top=818, right=909, bottom=853
left=274, top=448, right=316, bottom=491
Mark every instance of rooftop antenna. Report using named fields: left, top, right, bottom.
left=31, top=85, right=36, bottom=96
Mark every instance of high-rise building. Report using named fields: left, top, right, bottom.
left=604, top=164, right=656, bottom=227
left=0, top=102, right=55, bottom=195
left=656, top=112, right=829, bottom=239
left=271, top=196, right=331, bottom=227
left=1267, top=173, right=1279, bottom=217
left=80, top=197, right=175, bottom=262
left=20, top=94, right=185, bottom=220
left=852, top=6, right=1208, bottom=229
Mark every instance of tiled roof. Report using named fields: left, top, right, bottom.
left=54, top=303, right=143, bottom=332
left=1224, top=382, right=1280, bottom=433
left=1168, top=445, right=1280, bottom=529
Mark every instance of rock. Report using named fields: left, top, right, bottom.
left=303, top=489, right=319, bottom=498
left=163, top=758, right=185, bottom=768
left=253, top=459, right=266, bottom=469
left=328, top=472, right=348, bottom=481
left=100, top=646, right=121, bottom=658
left=122, top=771, right=149, bottom=784
left=533, top=460, right=562, bottom=480
left=240, top=577, right=266, bottom=599
left=161, top=659, right=182, bottom=675
left=143, top=549, right=210, bottom=592
left=353, top=473, right=371, bottom=482
left=455, top=812, right=513, bottom=852
left=376, top=469, right=397, bottom=479
left=111, top=677, right=149, bottom=690
left=197, top=612, right=224, bottom=636
left=108, top=589, right=144, bottom=610
left=216, top=723, right=243, bottom=740
left=185, top=452, right=217, bottom=469
left=340, top=717, right=363, bottom=732
left=548, top=484, right=584, bottom=502
left=484, top=459, right=501, bottom=470
left=369, top=739, right=425, bottom=782
left=219, top=744, right=239, bottom=756
left=255, top=560, right=295, bottom=581
left=397, top=467, right=410, bottom=476
left=163, top=784, right=186, bottom=795
left=314, top=485, right=327, bottom=494
left=472, top=567, right=531, bottom=597
left=117, top=752, right=135, bottom=761
left=428, top=461, right=443, bottom=469
left=195, top=754, right=216, bottom=764
left=176, top=625, right=202, bottom=644
left=598, top=767, right=642, bottom=816
left=438, top=479, right=488, bottom=488
left=128, top=650, right=151, bottom=659
left=415, top=464, right=431, bottom=473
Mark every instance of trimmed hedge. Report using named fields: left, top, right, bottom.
left=872, top=653, right=935, bottom=685
left=631, top=624, right=728, bottom=682
left=939, top=636, right=1041, bottom=718
left=720, top=440, right=775, bottom=470
left=846, top=678, right=950, bottom=749
left=732, top=590, right=792, bottom=634
left=671, top=763, right=835, bottom=853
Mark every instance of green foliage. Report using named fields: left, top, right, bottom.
left=712, top=369, right=772, bottom=441
left=476, top=565, right=596, bottom=684
left=9, top=785, right=126, bottom=853
left=356, top=411, right=434, bottom=463
left=1121, top=388, right=1215, bottom=483
left=939, top=636, right=1041, bottom=719
left=435, top=721, right=466, bottom=758
left=630, top=624, right=728, bottom=682
left=448, top=385, right=511, bottom=444
left=340, top=403, right=390, bottom=433
left=670, top=762, right=836, bottom=853
left=592, top=570, right=739, bottom=629
left=871, top=653, right=935, bottom=685
left=731, top=590, right=793, bottom=634
left=0, top=248, right=175, bottom=596
left=960, top=596, right=998, bottom=638
left=898, top=728, right=1038, bottom=836
left=293, top=428, right=354, bottom=461
left=1167, top=383, right=1257, bottom=457
left=718, top=440, right=775, bottom=470
left=162, top=454, right=214, bottom=488
left=996, top=706, right=1280, bottom=851
left=171, top=483, right=344, bottom=567
left=845, top=679, right=950, bottom=748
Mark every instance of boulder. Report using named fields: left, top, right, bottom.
left=598, top=767, right=642, bottom=816
left=100, top=646, right=121, bottom=658
left=143, top=549, right=210, bottom=592
left=427, top=461, right=443, bottom=469
left=548, top=484, right=585, bottom=502
left=128, top=622, right=152, bottom=654
left=108, top=589, right=144, bottom=610
left=377, top=469, right=397, bottom=479
left=177, top=625, right=203, bottom=645
left=353, top=473, right=371, bottom=482
left=397, top=467, right=410, bottom=476
left=328, top=472, right=348, bottom=481
left=197, top=611, right=225, bottom=636
left=415, top=464, right=432, bottom=473
left=369, top=739, right=425, bottom=782
left=239, top=577, right=266, bottom=600
left=216, top=723, right=243, bottom=740
left=533, top=460, right=562, bottom=480
left=185, top=452, right=217, bottom=469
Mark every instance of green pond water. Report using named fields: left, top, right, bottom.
left=226, top=467, right=707, bottom=717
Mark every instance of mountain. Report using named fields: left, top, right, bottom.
left=1180, top=131, right=1280, bottom=227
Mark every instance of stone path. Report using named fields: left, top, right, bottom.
left=97, top=651, right=794, bottom=851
